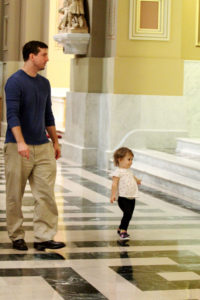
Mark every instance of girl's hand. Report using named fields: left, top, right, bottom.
left=110, top=195, right=116, bottom=203
left=110, top=177, right=119, bottom=203
left=134, top=175, right=141, bottom=185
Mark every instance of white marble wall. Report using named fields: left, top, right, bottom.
left=51, top=88, right=68, bottom=132
left=97, top=94, right=188, bottom=168
left=61, top=92, right=100, bottom=165
left=184, top=60, right=200, bottom=138
left=62, top=91, right=188, bottom=167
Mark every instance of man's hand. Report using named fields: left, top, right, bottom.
left=11, top=126, right=29, bottom=159
left=17, top=142, right=30, bottom=159
left=53, top=142, right=61, bottom=160
left=46, top=126, right=61, bottom=159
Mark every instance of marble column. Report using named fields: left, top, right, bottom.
left=61, top=0, right=116, bottom=166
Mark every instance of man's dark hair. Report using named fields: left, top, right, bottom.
left=22, top=41, right=48, bottom=61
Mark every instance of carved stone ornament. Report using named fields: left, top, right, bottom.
left=55, top=0, right=90, bottom=54
left=58, top=0, right=88, bottom=33
left=53, top=33, right=90, bottom=55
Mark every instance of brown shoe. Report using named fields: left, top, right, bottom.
left=13, top=239, right=28, bottom=251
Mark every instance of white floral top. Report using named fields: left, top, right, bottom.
left=112, top=167, right=139, bottom=199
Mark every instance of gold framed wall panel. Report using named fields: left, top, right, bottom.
left=129, top=0, right=171, bottom=40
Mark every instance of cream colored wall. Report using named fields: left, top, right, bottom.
left=20, top=0, right=43, bottom=44
left=46, top=0, right=71, bottom=88
left=114, top=57, right=183, bottom=95
left=114, top=0, right=183, bottom=95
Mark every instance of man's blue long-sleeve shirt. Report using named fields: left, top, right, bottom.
left=5, top=70, right=55, bottom=145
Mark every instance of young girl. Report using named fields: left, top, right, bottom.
left=110, top=147, right=141, bottom=240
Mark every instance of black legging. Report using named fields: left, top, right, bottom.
left=118, top=196, right=135, bottom=231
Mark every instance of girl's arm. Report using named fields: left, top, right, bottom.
left=110, top=176, right=119, bottom=203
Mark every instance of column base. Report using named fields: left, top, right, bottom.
left=61, top=140, right=97, bottom=166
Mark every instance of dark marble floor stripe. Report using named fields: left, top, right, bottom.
left=0, top=268, right=108, bottom=300
left=72, top=239, right=200, bottom=247
left=111, top=264, right=200, bottom=291
left=59, top=173, right=110, bottom=197
left=57, top=250, right=198, bottom=262
left=0, top=249, right=197, bottom=262
left=0, top=253, right=65, bottom=260
left=2, top=239, right=200, bottom=249
left=83, top=166, right=110, bottom=178
left=59, top=166, right=110, bottom=179
left=138, top=185, right=200, bottom=214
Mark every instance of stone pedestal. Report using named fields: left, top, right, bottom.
left=53, top=33, right=90, bottom=55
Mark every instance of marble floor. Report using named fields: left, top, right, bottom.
left=1, top=143, right=200, bottom=299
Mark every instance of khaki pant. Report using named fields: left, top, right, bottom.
left=4, top=142, right=58, bottom=242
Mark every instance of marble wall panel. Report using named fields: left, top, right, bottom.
left=62, top=91, right=188, bottom=167
left=184, top=60, right=200, bottom=138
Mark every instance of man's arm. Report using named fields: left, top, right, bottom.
left=5, top=77, right=29, bottom=159
left=11, top=126, right=29, bottom=159
left=46, top=125, right=61, bottom=160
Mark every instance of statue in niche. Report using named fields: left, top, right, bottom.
left=58, top=0, right=71, bottom=31
left=58, top=0, right=88, bottom=33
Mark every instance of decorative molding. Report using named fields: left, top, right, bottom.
left=196, top=0, right=200, bottom=46
left=53, top=33, right=90, bottom=54
left=129, top=0, right=171, bottom=41
left=106, top=0, right=117, bottom=40
left=3, top=16, right=8, bottom=50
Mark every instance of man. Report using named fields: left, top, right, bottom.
left=4, top=41, right=66, bottom=251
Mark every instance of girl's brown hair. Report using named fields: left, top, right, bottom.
left=113, top=147, right=134, bottom=166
